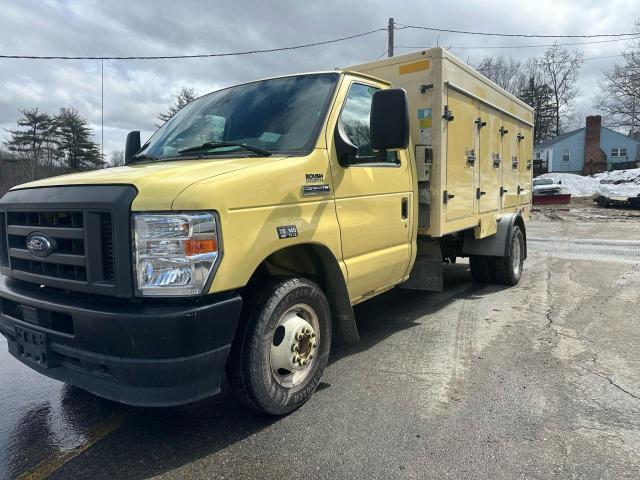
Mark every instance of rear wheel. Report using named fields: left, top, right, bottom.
left=491, top=225, right=525, bottom=286
left=227, top=277, right=332, bottom=415
left=469, top=255, right=492, bottom=283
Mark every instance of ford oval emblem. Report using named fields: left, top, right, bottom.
left=26, top=233, right=56, bottom=258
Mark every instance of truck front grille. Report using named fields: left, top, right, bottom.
left=7, top=211, right=88, bottom=282
left=0, top=186, right=136, bottom=298
left=100, top=212, right=116, bottom=283
left=0, top=212, right=8, bottom=267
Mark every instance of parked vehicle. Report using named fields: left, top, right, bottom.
left=533, top=178, right=571, bottom=205
left=0, top=48, right=532, bottom=414
left=594, top=193, right=640, bottom=209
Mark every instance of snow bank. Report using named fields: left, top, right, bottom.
left=537, top=168, right=640, bottom=197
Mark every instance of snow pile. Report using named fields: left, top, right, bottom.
left=537, top=168, right=640, bottom=197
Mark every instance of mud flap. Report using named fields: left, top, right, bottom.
left=399, top=256, right=444, bottom=292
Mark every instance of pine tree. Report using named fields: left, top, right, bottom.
left=4, top=108, right=59, bottom=178
left=520, top=79, right=556, bottom=145
left=54, top=108, right=104, bottom=171
left=156, top=87, right=198, bottom=127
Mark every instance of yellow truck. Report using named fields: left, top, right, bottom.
left=0, top=48, right=533, bottom=414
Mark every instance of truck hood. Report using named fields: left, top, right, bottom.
left=11, top=157, right=268, bottom=210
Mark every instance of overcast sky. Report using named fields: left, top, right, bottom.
left=0, top=0, right=638, bottom=162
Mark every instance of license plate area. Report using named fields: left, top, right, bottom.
left=15, top=326, right=50, bottom=368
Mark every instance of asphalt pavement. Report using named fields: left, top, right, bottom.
left=1, top=217, right=639, bottom=479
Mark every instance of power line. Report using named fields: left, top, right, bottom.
left=0, top=28, right=386, bottom=60
left=395, top=36, right=640, bottom=51
left=375, top=29, right=389, bottom=60
left=396, top=22, right=638, bottom=38
left=396, top=43, right=626, bottom=64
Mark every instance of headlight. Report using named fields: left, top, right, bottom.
left=133, top=212, right=219, bottom=296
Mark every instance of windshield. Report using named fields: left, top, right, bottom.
left=140, top=73, right=339, bottom=160
left=534, top=178, right=555, bottom=186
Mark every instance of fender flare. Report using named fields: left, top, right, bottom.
left=245, top=243, right=359, bottom=344
left=462, top=213, right=527, bottom=259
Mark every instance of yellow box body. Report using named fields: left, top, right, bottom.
left=347, top=48, right=534, bottom=238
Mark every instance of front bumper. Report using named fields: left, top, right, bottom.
left=0, top=276, right=242, bottom=407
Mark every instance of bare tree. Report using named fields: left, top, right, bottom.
left=475, top=56, right=527, bottom=96
left=344, top=121, right=373, bottom=156
left=594, top=22, right=640, bottom=135
left=476, top=55, right=557, bottom=144
left=540, top=45, right=583, bottom=136
left=156, top=87, right=198, bottom=127
left=110, top=150, right=125, bottom=167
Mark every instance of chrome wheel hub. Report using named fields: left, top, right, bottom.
left=512, top=237, right=522, bottom=276
left=270, top=304, right=319, bottom=388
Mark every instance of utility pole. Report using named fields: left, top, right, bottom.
left=388, top=17, right=394, bottom=57
left=101, top=58, right=104, bottom=164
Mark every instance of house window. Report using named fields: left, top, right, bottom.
left=611, top=147, right=628, bottom=158
left=562, top=149, right=570, bottom=165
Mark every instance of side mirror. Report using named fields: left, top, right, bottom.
left=370, top=88, right=409, bottom=151
left=124, top=131, right=141, bottom=163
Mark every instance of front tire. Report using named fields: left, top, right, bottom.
left=227, top=277, right=332, bottom=415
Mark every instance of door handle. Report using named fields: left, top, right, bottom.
left=443, top=191, right=455, bottom=204
left=476, top=188, right=486, bottom=199
left=517, top=186, right=523, bottom=194
left=500, top=187, right=508, bottom=196
left=401, top=197, right=408, bottom=219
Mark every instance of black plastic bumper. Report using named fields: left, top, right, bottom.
left=0, top=276, right=242, bottom=407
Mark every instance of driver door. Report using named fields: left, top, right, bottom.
left=329, top=81, right=414, bottom=301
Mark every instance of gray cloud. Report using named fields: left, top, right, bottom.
left=0, top=0, right=637, bottom=160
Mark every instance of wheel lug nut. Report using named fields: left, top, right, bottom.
left=296, top=333, right=304, bottom=341
left=311, top=332, right=316, bottom=338
left=292, top=344, right=299, bottom=353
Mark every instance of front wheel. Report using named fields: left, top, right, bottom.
left=227, top=277, right=332, bottom=415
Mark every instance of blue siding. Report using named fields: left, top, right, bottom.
left=550, top=130, right=585, bottom=172
left=535, top=127, right=640, bottom=173
left=599, top=128, right=638, bottom=169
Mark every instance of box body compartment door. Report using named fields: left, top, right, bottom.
left=445, top=89, right=478, bottom=221
left=501, top=117, right=519, bottom=208
left=478, top=105, right=501, bottom=213
left=518, top=123, right=533, bottom=205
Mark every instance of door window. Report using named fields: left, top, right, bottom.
left=339, top=83, right=398, bottom=164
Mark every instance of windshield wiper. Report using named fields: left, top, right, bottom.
left=178, top=142, right=272, bottom=157
left=127, top=153, right=159, bottom=164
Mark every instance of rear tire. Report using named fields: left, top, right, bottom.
left=491, top=225, right=525, bottom=286
left=227, top=277, right=332, bottom=415
left=469, top=255, right=492, bottom=283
